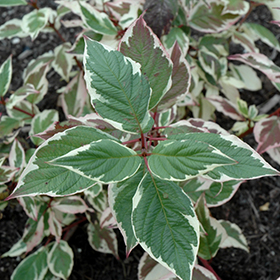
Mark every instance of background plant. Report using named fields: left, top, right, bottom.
left=0, top=0, right=280, bottom=280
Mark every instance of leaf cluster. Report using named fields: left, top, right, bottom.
left=0, top=1, right=280, bottom=280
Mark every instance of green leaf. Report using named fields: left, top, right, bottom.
left=148, top=139, right=236, bottom=181
left=0, top=55, right=12, bottom=97
left=109, top=167, right=146, bottom=255
left=50, top=139, right=141, bottom=184
left=11, top=246, right=48, bottom=280
left=119, top=15, right=173, bottom=109
left=83, top=38, right=153, bottom=134
left=164, top=130, right=280, bottom=181
left=195, top=195, right=222, bottom=260
left=79, top=1, right=117, bottom=35
left=0, top=0, right=27, bottom=6
left=9, top=126, right=117, bottom=198
left=132, top=173, right=199, bottom=280
left=47, top=241, right=74, bottom=280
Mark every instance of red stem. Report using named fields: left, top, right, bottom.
left=62, top=216, right=87, bottom=234
left=13, top=106, right=35, bottom=117
left=122, top=138, right=141, bottom=145
left=238, top=1, right=264, bottom=27
left=147, top=137, right=167, bottom=141
left=199, top=257, right=222, bottom=280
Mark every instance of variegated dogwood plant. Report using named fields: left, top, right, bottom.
left=1, top=0, right=280, bottom=279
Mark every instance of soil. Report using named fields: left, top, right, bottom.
left=0, top=2, right=280, bottom=280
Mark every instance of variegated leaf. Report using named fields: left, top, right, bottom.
left=188, top=2, right=249, bottom=33
left=2, top=238, right=27, bottom=258
left=22, top=8, right=52, bottom=40
left=52, top=43, right=73, bottom=81
left=11, top=246, right=48, bottom=280
left=48, top=210, right=62, bottom=243
left=207, top=95, right=244, bottom=121
left=9, top=126, right=117, bottom=198
left=132, top=173, right=199, bottom=280
left=30, top=109, right=59, bottom=146
left=162, top=27, right=189, bottom=56
left=9, top=139, right=25, bottom=171
left=83, top=38, right=153, bottom=134
left=158, top=42, right=191, bottom=110
left=182, top=177, right=242, bottom=207
left=86, top=189, right=107, bottom=213
left=17, top=196, right=40, bottom=220
left=0, top=18, right=26, bottom=39
left=6, top=100, right=40, bottom=124
left=51, top=196, right=91, bottom=214
left=47, top=240, right=74, bottom=280
left=218, top=220, right=249, bottom=252
left=0, top=55, right=12, bottom=97
left=6, top=84, right=39, bottom=110
left=79, top=1, right=117, bottom=35
left=192, top=264, right=218, bottom=280
left=195, top=195, right=223, bottom=260
left=87, top=222, right=119, bottom=259
left=109, top=167, right=145, bottom=255
left=24, top=63, right=50, bottom=104
left=138, top=252, right=179, bottom=280
left=49, top=139, right=141, bottom=184
left=228, top=53, right=280, bottom=83
left=243, top=22, right=280, bottom=51
left=119, top=15, right=173, bottom=109
left=164, top=128, right=280, bottom=181
left=254, top=116, right=280, bottom=154
left=0, top=116, right=22, bottom=144
left=148, top=139, right=235, bottom=181
left=23, top=216, right=45, bottom=253
left=231, top=30, right=257, bottom=53
left=100, top=207, right=117, bottom=229
left=58, top=71, right=87, bottom=117
left=229, top=63, right=262, bottom=91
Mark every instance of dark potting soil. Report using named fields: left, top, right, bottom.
left=0, top=2, right=280, bottom=280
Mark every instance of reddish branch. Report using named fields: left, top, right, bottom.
left=199, top=257, right=222, bottom=280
